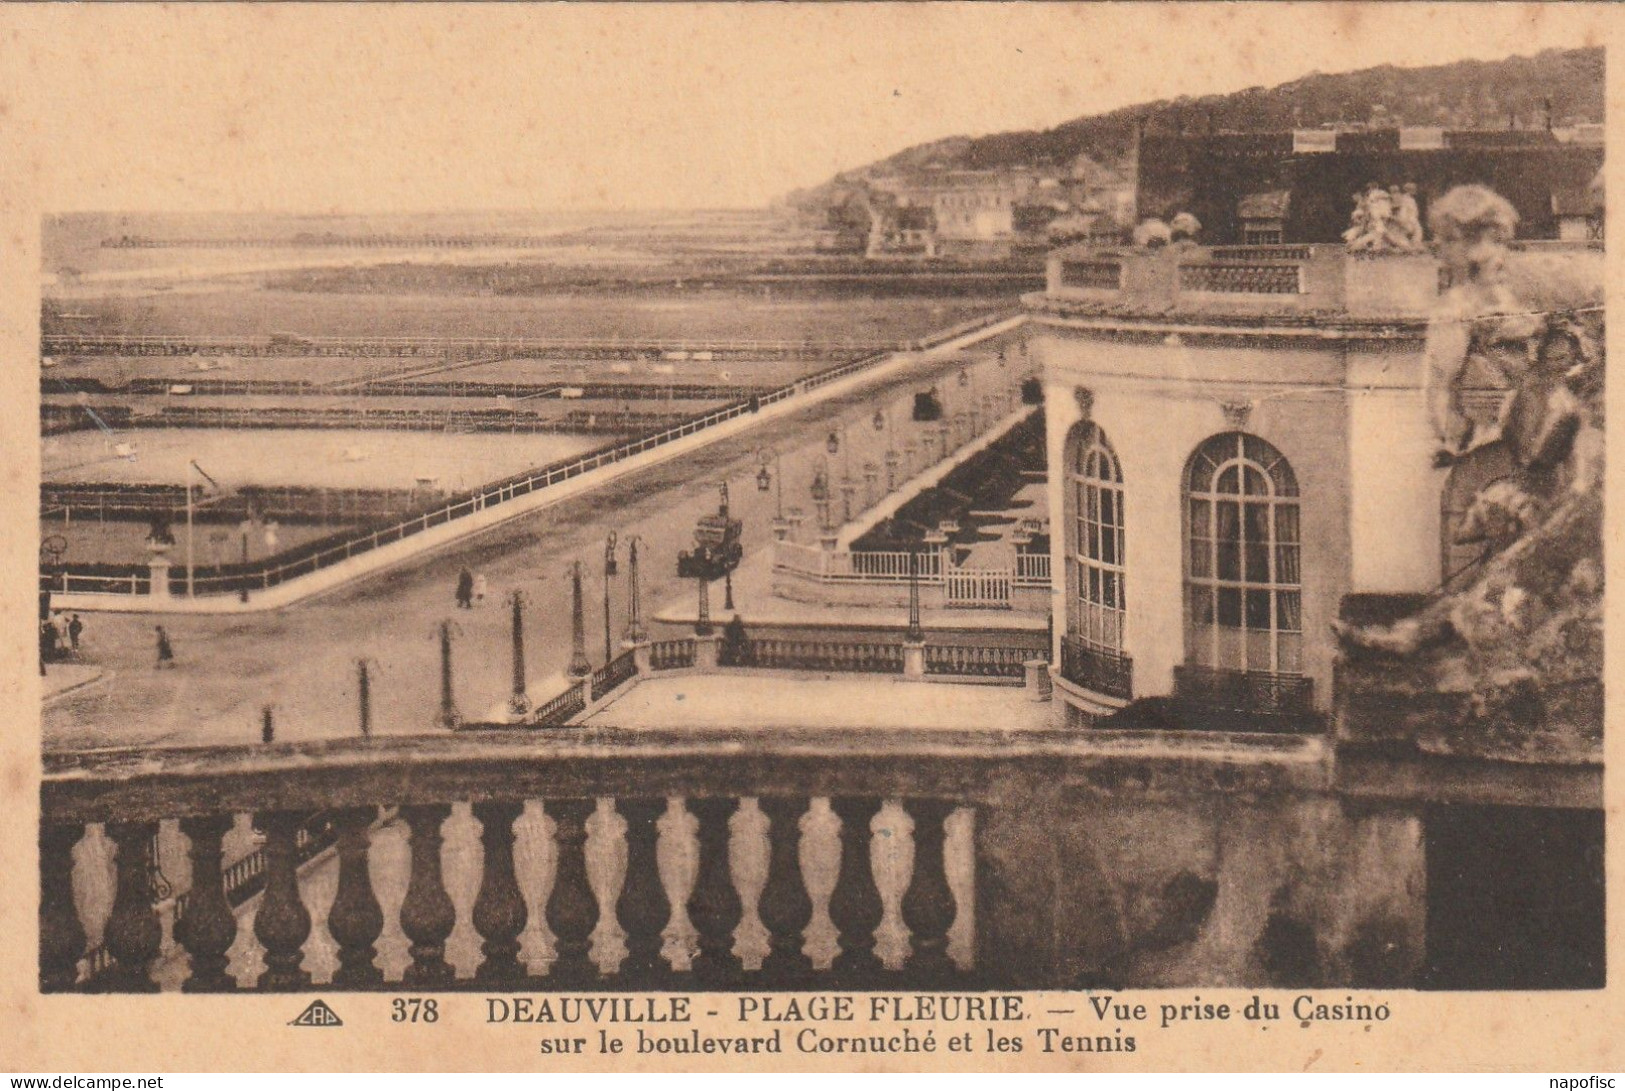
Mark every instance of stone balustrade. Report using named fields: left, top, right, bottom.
left=41, top=725, right=1357, bottom=994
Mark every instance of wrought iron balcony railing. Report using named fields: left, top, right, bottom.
left=1059, top=636, right=1133, bottom=701
left=1173, top=665, right=1316, bottom=730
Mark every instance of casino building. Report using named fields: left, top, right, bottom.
left=1024, top=237, right=1600, bottom=730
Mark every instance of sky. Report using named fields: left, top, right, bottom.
left=0, top=3, right=1610, bottom=213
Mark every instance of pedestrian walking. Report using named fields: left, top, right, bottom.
left=473, top=572, right=489, bottom=605
left=68, top=613, right=83, bottom=653
left=456, top=567, right=474, bottom=609
left=155, top=625, right=175, bottom=669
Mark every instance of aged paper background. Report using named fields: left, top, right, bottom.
left=0, top=2, right=1620, bottom=1072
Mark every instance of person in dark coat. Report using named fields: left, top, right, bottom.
left=155, top=625, right=175, bottom=669
left=456, top=567, right=474, bottom=609
left=68, top=614, right=83, bottom=652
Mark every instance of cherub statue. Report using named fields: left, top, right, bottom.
left=1132, top=218, right=1173, bottom=248
left=1344, top=183, right=1396, bottom=251
left=1169, top=211, right=1202, bottom=245
left=1390, top=183, right=1425, bottom=251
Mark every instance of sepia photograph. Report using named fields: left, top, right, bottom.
left=3, top=1, right=1618, bottom=1076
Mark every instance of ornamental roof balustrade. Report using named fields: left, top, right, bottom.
left=1037, top=241, right=1601, bottom=326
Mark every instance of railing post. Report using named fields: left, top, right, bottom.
left=901, top=800, right=958, bottom=983
left=253, top=810, right=312, bottom=991
left=1025, top=659, right=1053, bottom=702
left=471, top=800, right=528, bottom=985
left=399, top=804, right=456, bottom=987
left=176, top=814, right=237, bottom=992
left=543, top=799, right=600, bottom=985
left=692, top=632, right=721, bottom=671
left=614, top=798, right=670, bottom=986
left=829, top=797, right=885, bottom=984
left=103, top=820, right=162, bottom=993
left=687, top=797, right=743, bottom=986
left=329, top=807, right=385, bottom=989
left=39, top=823, right=86, bottom=993
left=757, top=797, right=813, bottom=987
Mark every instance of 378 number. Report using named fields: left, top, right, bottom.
left=391, top=998, right=439, bottom=1023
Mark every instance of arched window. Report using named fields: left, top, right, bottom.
left=1184, top=433, right=1301, bottom=674
left=1072, top=423, right=1125, bottom=652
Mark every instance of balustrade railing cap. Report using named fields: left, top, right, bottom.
left=42, top=725, right=1330, bottom=824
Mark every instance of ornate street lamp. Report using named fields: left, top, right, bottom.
left=811, top=460, right=832, bottom=532
left=622, top=536, right=646, bottom=646
left=434, top=619, right=461, bottom=730
left=756, top=447, right=784, bottom=522
left=567, top=561, right=591, bottom=679
left=509, top=590, right=531, bottom=718
left=602, top=532, right=619, bottom=663
left=906, top=550, right=924, bottom=643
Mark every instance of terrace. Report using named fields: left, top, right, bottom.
left=41, top=591, right=1604, bottom=993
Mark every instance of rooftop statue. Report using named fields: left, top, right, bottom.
left=1342, top=181, right=1426, bottom=253
left=1132, top=217, right=1173, bottom=248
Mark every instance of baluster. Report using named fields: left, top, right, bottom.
left=103, top=820, right=161, bottom=992
left=471, top=801, right=528, bottom=985
left=400, top=804, right=456, bottom=987
left=901, top=800, right=958, bottom=982
left=253, top=811, right=312, bottom=991
left=686, top=797, right=742, bottom=985
left=757, top=797, right=813, bottom=986
left=176, top=815, right=237, bottom=992
left=39, top=823, right=86, bottom=992
left=614, top=798, right=670, bottom=985
left=829, top=797, right=885, bottom=984
left=544, top=799, right=599, bottom=984
left=328, top=807, right=384, bottom=989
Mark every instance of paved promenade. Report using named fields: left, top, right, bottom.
left=45, top=331, right=1025, bottom=751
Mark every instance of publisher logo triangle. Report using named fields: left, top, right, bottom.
left=290, top=999, right=344, bottom=1027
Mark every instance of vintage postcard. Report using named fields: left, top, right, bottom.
left=1, top=2, right=1620, bottom=1075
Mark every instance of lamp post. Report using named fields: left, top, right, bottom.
left=355, top=657, right=375, bottom=738
left=509, top=589, right=531, bottom=718
left=622, top=535, right=646, bottom=646
left=811, top=457, right=832, bottom=534
left=567, top=561, right=591, bottom=679
left=602, top=532, right=619, bottom=664
left=758, top=448, right=790, bottom=540
left=906, top=549, right=924, bottom=643
left=695, top=574, right=713, bottom=637
left=238, top=519, right=250, bottom=604
left=756, top=448, right=783, bottom=519
left=436, top=620, right=461, bottom=730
